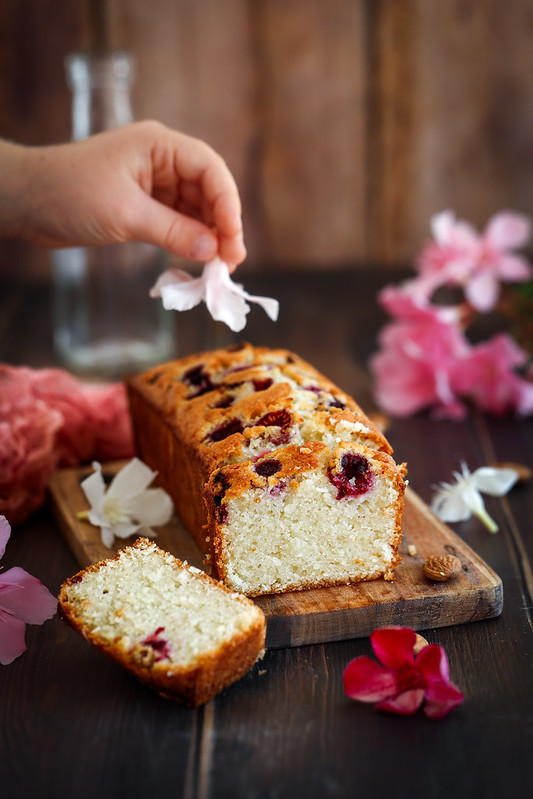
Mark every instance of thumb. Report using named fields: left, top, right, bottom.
left=126, top=193, right=218, bottom=262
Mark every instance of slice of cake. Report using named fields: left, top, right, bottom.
left=205, top=441, right=405, bottom=596
left=58, top=538, right=266, bottom=706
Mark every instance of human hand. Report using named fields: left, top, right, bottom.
left=2, top=121, right=246, bottom=270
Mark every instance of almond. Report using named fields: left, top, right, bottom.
left=413, top=633, right=429, bottom=655
left=423, top=554, right=462, bottom=582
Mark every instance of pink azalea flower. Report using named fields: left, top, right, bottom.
left=417, top=210, right=532, bottom=311
left=451, top=333, right=533, bottom=415
left=343, top=627, right=464, bottom=719
left=369, top=299, right=470, bottom=418
left=150, top=257, right=279, bottom=333
left=0, top=515, right=57, bottom=664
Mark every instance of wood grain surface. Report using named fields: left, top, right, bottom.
left=48, top=462, right=502, bottom=649
left=3, top=0, right=533, bottom=279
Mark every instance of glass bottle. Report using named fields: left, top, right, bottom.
left=52, top=51, right=175, bottom=378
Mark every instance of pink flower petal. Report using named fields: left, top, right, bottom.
left=0, top=614, right=27, bottom=665
left=484, top=211, right=531, bottom=250
left=343, top=656, right=398, bottom=702
left=423, top=682, right=465, bottom=719
left=451, top=333, right=530, bottom=415
left=515, top=377, right=533, bottom=416
left=430, top=211, right=478, bottom=250
left=430, top=210, right=456, bottom=246
left=149, top=266, right=196, bottom=294
left=150, top=269, right=206, bottom=311
left=0, top=566, right=57, bottom=624
left=415, top=643, right=464, bottom=718
left=494, top=253, right=532, bottom=282
left=450, top=220, right=479, bottom=249
left=465, top=272, right=500, bottom=312
left=204, top=259, right=250, bottom=331
left=415, top=643, right=451, bottom=683
left=151, top=259, right=278, bottom=333
left=371, top=627, right=417, bottom=670
left=441, top=255, right=478, bottom=283
left=0, top=515, right=10, bottom=559
left=370, top=347, right=437, bottom=416
left=376, top=688, right=425, bottom=715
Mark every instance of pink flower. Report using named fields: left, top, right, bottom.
left=343, top=627, right=464, bottom=719
left=0, top=515, right=57, bottom=664
left=369, top=298, right=470, bottom=418
left=451, top=333, right=533, bottom=416
left=150, top=257, right=279, bottom=333
left=0, top=365, right=134, bottom=525
left=417, top=210, right=532, bottom=311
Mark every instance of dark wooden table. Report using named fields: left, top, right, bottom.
left=1, top=268, right=532, bottom=799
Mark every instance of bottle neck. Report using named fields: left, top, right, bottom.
left=71, top=86, right=133, bottom=139
left=66, top=51, right=135, bottom=139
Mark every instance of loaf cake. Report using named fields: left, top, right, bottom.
left=58, top=538, right=266, bottom=706
left=126, top=343, right=406, bottom=596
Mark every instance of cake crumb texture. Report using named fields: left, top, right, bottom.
left=127, top=344, right=406, bottom=597
left=58, top=538, right=266, bottom=706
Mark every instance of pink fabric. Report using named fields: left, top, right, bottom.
left=0, top=365, right=134, bottom=525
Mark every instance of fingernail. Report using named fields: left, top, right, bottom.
left=190, top=233, right=217, bottom=260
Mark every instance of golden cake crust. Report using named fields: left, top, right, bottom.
left=126, top=344, right=406, bottom=596
left=204, top=442, right=405, bottom=595
left=58, top=538, right=266, bottom=707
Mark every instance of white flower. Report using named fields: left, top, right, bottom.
left=149, top=257, right=279, bottom=333
left=79, top=458, right=173, bottom=547
left=431, top=461, right=519, bottom=533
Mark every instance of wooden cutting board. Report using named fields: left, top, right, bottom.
left=48, top=461, right=503, bottom=649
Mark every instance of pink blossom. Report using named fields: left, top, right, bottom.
left=417, top=210, right=532, bottom=311
left=0, top=515, right=57, bottom=664
left=151, top=257, right=279, bottom=332
left=343, top=627, right=464, bottom=719
left=0, top=365, right=134, bottom=525
left=451, top=333, right=533, bottom=415
left=369, top=300, right=470, bottom=418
